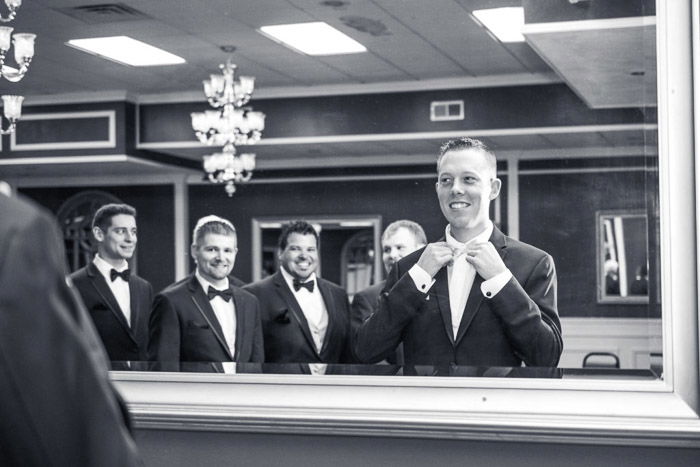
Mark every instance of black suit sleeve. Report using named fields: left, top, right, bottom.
left=148, top=293, right=181, bottom=365
left=354, top=264, right=421, bottom=363
left=337, top=290, right=356, bottom=364
left=489, top=253, right=562, bottom=366
left=350, top=290, right=374, bottom=332
left=250, top=297, right=265, bottom=363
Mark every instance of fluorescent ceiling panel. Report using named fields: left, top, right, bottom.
left=66, top=36, right=185, bottom=66
left=472, top=7, right=525, bottom=43
left=259, top=22, right=367, bottom=55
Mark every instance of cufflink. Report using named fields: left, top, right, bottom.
left=485, top=291, right=492, bottom=297
left=421, top=284, right=426, bottom=290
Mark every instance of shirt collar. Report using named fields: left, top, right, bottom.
left=280, top=266, right=317, bottom=291
left=445, top=221, right=493, bottom=252
left=195, top=269, right=230, bottom=293
left=93, top=254, right=128, bottom=280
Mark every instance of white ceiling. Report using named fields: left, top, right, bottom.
left=0, top=0, right=657, bottom=180
left=6, top=0, right=553, bottom=97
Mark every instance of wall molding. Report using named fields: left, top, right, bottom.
left=137, top=123, right=657, bottom=150
left=10, top=110, right=116, bottom=151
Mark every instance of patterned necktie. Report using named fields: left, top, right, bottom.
left=293, top=279, right=314, bottom=292
left=207, top=286, right=233, bottom=302
left=110, top=268, right=130, bottom=282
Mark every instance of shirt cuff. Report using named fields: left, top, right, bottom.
left=481, top=270, right=513, bottom=298
left=408, top=264, right=435, bottom=293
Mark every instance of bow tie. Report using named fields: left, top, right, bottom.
left=293, top=279, right=314, bottom=293
left=110, top=268, right=130, bottom=282
left=207, top=285, right=233, bottom=302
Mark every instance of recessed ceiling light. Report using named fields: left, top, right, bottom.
left=471, top=7, right=525, bottom=43
left=66, top=36, right=186, bottom=66
left=259, top=22, right=367, bottom=55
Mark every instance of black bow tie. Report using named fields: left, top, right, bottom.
left=110, top=269, right=130, bottom=282
left=207, top=286, right=233, bottom=302
left=293, top=279, right=314, bottom=293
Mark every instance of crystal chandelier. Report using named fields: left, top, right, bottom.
left=191, top=59, right=265, bottom=196
left=0, top=0, right=34, bottom=135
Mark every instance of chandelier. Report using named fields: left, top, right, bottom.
left=0, top=0, right=34, bottom=135
left=191, top=59, right=265, bottom=196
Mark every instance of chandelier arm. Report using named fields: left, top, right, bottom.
left=0, top=11, right=17, bottom=23
left=1, top=59, right=30, bottom=82
left=0, top=117, right=16, bottom=135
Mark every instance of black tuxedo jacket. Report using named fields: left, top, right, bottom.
left=244, top=271, right=353, bottom=364
left=351, top=280, right=403, bottom=365
left=148, top=274, right=264, bottom=368
left=70, top=262, right=153, bottom=363
left=355, top=227, right=563, bottom=367
left=0, top=193, right=140, bottom=466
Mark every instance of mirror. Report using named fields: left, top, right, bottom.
left=597, top=210, right=649, bottom=304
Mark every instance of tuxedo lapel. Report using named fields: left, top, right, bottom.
left=454, top=226, right=509, bottom=346
left=272, top=272, right=319, bottom=358
left=86, top=262, right=136, bottom=344
left=232, top=288, right=246, bottom=361
left=316, top=280, right=335, bottom=356
left=128, top=279, right=144, bottom=342
left=187, top=276, right=234, bottom=361
left=434, top=267, right=455, bottom=345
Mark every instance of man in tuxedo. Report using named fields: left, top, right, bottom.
left=148, top=215, right=264, bottom=371
left=355, top=137, right=562, bottom=368
left=71, top=203, right=153, bottom=365
left=0, top=188, right=140, bottom=466
left=244, top=220, right=353, bottom=367
left=351, top=219, right=426, bottom=363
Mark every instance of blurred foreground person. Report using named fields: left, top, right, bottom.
left=0, top=189, right=141, bottom=466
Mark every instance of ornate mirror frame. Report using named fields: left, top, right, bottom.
left=113, top=2, right=700, bottom=447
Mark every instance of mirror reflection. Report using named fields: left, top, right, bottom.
left=597, top=211, right=649, bottom=304
left=8, top=0, right=661, bottom=379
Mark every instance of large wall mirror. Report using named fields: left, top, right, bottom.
left=15, top=0, right=699, bottom=447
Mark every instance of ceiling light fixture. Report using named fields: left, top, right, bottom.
left=471, top=7, right=525, bottom=43
left=191, top=59, right=266, bottom=196
left=259, top=21, right=366, bottom=55
left=0, top=0, right=33, bottom=136
left=66, top=36, right=185, bottom=66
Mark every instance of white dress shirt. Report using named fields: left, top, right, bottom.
left=93, top=254, right=131, bottom=326
left=195, top=271, right=236, bottom=373
left=281, top=267, right=328, bottom=353
left=409, top=222, right=512, bottom=339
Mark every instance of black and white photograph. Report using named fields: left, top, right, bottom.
left=1, top=1, right=698, bottom=466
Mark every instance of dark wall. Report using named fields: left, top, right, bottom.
left=17, top=163, right=653, bottom=318
left=519, top=169, right=655, bottom=318
left=19, top=185, right=175, bottom=293
left=135, top=429, right=700, bottom=467
left=189, top=178, right=444, bottom=285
